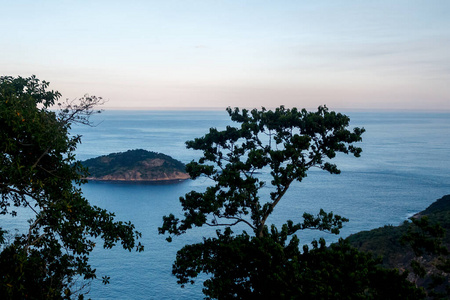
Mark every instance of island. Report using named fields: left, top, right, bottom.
left=80, top=149, right=190, bottom=182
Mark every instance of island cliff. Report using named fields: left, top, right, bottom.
left=81, top=149, right=190, bottom=182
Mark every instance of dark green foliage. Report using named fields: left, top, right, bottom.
left=347, top=224, right=413, bottom=267
left=402, top=216, right=447, bottom=257
left=347, top=195, right=450, bottom=299
left=402, top=215, right=450, bottom=299
left=81, top=149, right=186, bottom=178
left=160, top=106, right=365, bottom=240
left=158, top=106, right=423, bottom=298
left=160, top=106, right=425, bottom=298
left=0, top=76, right=143, bottom=299
left=174, top=229, right=423, bottom=300
left=419, top=195, right=450, bottom=216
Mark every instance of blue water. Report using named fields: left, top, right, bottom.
left=4, top=110, right=450, bottom=299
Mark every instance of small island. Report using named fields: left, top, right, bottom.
left=81, top=149, right=190, bottom=182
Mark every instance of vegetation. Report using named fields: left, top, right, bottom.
left=0, top=76, right=143, bottom=299
left=1, top=75, right=438, bottom=298
left=81, top=149, right=188, bottom=181
left=347, top=195, right=450, bottom=299
left=160, top=106, right=423, bottom=299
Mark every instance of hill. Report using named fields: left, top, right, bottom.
left=346, top=195, right=450, bottom=295
left=346, top=195, right=450, bottom=265
left=81, top=149, right=190, bottom=182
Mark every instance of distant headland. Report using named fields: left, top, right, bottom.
left=346, top=194, right=450, bottom=292
left=81, top=149, right=190, bottom=182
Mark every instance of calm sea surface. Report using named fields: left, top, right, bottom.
left=5, top=110, right=450, bottom=299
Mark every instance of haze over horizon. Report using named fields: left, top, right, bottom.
left=1, top=1, right=449, bottom=111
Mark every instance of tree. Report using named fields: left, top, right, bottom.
left=160, top=106, right=423, bottom=299
left=0, top=75, right=143, bottom=299
left=401, top=216, right=450, bottom=299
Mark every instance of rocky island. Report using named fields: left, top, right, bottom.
left=81, top=149, right=190, bottom=182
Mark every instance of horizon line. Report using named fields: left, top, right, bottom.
left=99, top=105, right=450, bottom=113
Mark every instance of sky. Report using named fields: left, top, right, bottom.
left=1, top=0, right=449, bottom=111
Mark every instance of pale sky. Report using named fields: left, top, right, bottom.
left=1, top=1, right=449, bottom=111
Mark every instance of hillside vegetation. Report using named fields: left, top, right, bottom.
left=347, top=195, right=450, bottom=266
left=347, top=195, right=450, bottom=297
left=81, top=149, right=189, bottom=182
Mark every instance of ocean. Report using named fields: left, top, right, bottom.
left=5, top=110, right=450, bottom=299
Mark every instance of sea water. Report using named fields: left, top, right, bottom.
left=5, top=110, right=450, bottom=299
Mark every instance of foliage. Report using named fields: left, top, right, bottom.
left=174, top=228, right=423, bottom=299
left=159, top=106, right=422, bottom=298
left=0, top=75, right=143, bottom=299
left=419, top=195, right=450, bottom=216
left=160, top=106, right=364, bottom=239
left=402, top=215, right=450, bottom=299
left=346, top=224, right=412, bottom=266
left=347, top=195, right=450, bottom=299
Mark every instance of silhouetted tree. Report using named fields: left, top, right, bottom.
left=0, top=76, right=143, bottom=299
left=160, top=106, right=423, bottom=298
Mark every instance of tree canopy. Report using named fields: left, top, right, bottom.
left=161, top=106, right=364, bottom=238
left=160, top=106, right=423, bottom=299
left=0, top=75, right=143, bottom=299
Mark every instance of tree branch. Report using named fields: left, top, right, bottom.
left=206, top=215, right=256, bottom=231
left=258, top=179, right=293, bottom=237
